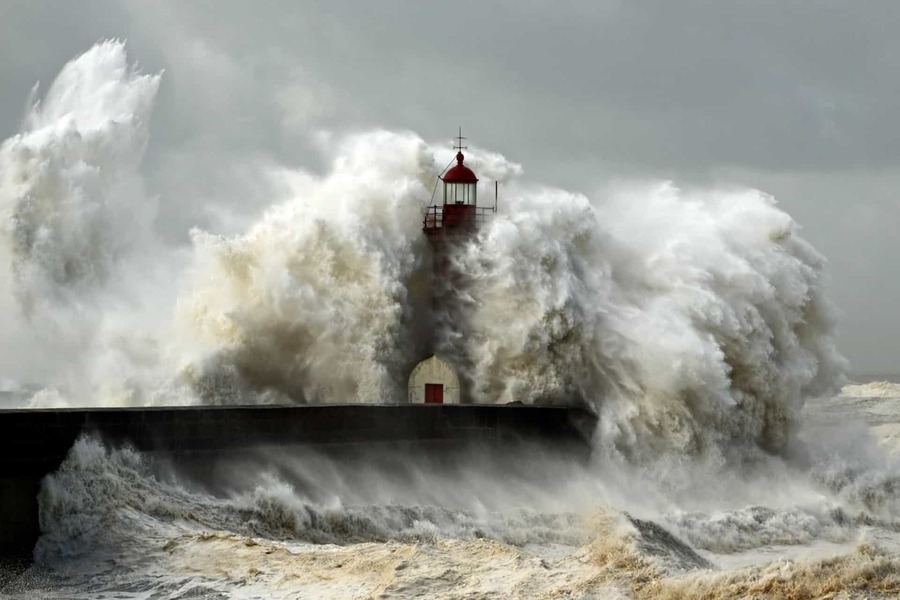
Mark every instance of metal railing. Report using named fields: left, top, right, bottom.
left=423, top=205, right=495, bottom=232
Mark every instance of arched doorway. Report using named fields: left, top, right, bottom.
left=408, top=355, right=460, bottom=404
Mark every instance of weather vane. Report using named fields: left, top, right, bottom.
left=453, top=126, right=467, bottom=152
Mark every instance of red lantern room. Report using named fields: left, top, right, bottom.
left=443, top=151, right=478, bottom=203
left=423, top=129, right=496, bottom=237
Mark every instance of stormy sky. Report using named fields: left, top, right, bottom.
left=1, top=0, right=898, bottom=374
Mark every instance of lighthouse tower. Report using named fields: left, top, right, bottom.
left=408, top=129, right=496, bottom=405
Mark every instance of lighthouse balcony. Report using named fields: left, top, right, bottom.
left=423, top=204, right=495, bottom=235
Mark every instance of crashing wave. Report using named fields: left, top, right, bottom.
left=0, top=41, right=845, bottom=462
left=842, top=381, right=900, bottom=398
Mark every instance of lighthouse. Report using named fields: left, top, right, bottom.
left=409, top=130, right=496, bottom=405
left=422, top=129, right=495, bottom=238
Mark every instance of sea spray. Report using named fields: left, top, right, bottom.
left=179, top=154, right=844, bottom=459
left=0, top=40, right=177, bottom=406
left=176, top=131, right=435, bottom=403
left=0, top=40, right=159, bottom=310
left=1, top=37, right=897, bottom=600
left=0, top=41, right=845, bottom=464
left=452, top=183, right=845, bottom=459
left=30, top=432, right=900, bottom=599
left=35, top=435, right=593, bottom=566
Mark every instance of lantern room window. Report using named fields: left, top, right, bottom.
left=444, top=181, right=477, bottom=205
left=440, top=151, right=479, bottom=205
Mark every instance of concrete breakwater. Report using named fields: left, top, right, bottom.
left=0, top=404, right=596, bottom=559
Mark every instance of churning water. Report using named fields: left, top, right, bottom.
left=2, top=41, right=897, bottom=598
left=3, top=385, right=900, bottom=599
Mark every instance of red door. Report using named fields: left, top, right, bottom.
left=424, top=383, right=443, bottom=404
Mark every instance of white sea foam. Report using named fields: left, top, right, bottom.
left=5, top=434, right=897, bottom=599
left=842, top=380, right=900, bottom=398
left=3, top=40, right=893, bottom=600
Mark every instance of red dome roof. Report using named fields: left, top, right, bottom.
left=442, top=152, right=478, bottom=184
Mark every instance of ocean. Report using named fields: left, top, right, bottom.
left=1, top=40, right=897, bottom=599
left=1, top=381, right=900, bottom=598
